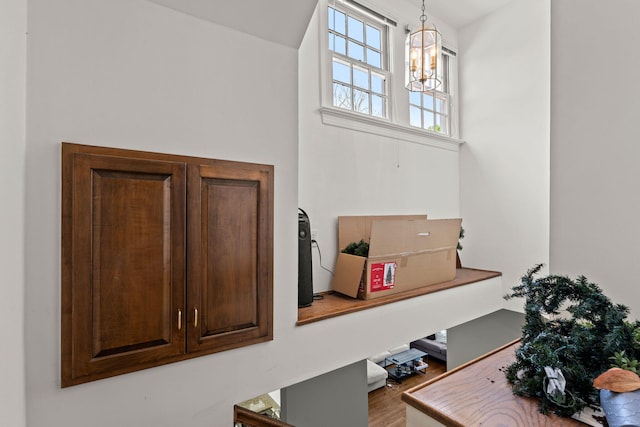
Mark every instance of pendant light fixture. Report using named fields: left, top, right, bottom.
left=406, top=0, right=442, bottom=91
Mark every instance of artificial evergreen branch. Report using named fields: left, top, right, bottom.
left=342, top=240, right=370, bottom=257
left=457, top=226, right=465, bottom=251
left=504, top=264, right=640, bottom=417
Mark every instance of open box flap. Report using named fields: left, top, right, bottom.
left=368, top=218, right=461, bottom=258
left=330, top=253, right=366, bottom=298
left=337, top=214, right=427, bottom=252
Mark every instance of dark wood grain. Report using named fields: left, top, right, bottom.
left=402, top=341, right=586, bottom=426
left=296, top=268, right=501, bottom=326
left=62, top=148, right=186, bottom=387
left=61, top=143, right=274, bottom=387
left=187, top=163, right=273, bottom=354
left=368, top=359, right=447, bottom=427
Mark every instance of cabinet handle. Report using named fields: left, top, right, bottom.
left=193, top=308, right=198, bottom=327
left=177, top=309, right=182, bottom=330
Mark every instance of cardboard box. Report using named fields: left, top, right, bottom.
left=331, top=216, right=461, bottom=300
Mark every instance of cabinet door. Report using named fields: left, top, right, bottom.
left=61, top=147, right=186, bottom=387
left=187, top=163, right=273, bottom=354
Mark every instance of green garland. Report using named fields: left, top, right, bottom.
left=342, top=240, right=369, bottom=257
left=504, top=264, right=640, bottom=417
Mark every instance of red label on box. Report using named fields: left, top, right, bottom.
left=370, top=262, right=396, bottom=292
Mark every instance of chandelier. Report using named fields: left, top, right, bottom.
left=406, top=0, right=442, bottom=91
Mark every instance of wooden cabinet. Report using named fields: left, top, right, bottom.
left=187, top=163, right=273, bottom=354
left=61, top=144, right=273, bottom=387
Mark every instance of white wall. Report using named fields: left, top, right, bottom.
left=458, top=0, right=550, bottom=308
left=299, top=0, right=461, bottom=293
left=24, top=0, right=505, bottom=426
left=25, top=0, right=298, bottom=425
left=1, top=0, right=27, bottom=425
left=550, top=0, right=640, bottom=320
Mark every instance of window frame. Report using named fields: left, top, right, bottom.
left=318, top=0, right=462, bottom=149
left=327, top=2, right=391, bottom=119
left=409, top=49, right=457, bottom=137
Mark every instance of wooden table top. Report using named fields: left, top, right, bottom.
left=402, top=340, right=595, bottom=426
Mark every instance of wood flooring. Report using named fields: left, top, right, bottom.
left=368, top=359, right=447, bottom=427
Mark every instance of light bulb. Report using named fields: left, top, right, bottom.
left=410, top=49, right=418, bottom=72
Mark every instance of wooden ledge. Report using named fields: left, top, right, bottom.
left=401, top=340, right=588, bottom=426
left=296, top=268, right=501, bottom=326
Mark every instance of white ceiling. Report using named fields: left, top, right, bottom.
left=145, top=0, right=318, bottom=48
left=425, top=0, right=516, bottom=29
left=145, top=0, right=514, bottom=48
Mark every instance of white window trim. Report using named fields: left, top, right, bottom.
left=320, top=106, right=463, bottom=151
left=324, top=1, right=392, bottom=120
left=444, top=49, right=460, bottom=139
left=408, top=50, right=457, bottom=137
left=318, top=0, right=463, bottom=150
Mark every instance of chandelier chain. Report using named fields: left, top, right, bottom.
left=420, top=0, right=427, bottom=24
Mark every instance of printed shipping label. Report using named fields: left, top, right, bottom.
left=370, top=262, right=396, bottom=292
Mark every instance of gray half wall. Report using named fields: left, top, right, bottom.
left=280, top=360, right=368, bottom=427
left=446, top=309, right=525, bottom=370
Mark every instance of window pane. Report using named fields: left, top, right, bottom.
left=435, top=95, right=447, bottom=113
left=440, top=54, right=450, bottom=93
left=333, top=83, right=352, bottom=110
left=410, top=106, right=422, bottom=127
left=331, top=34, right=346, bottom=55
left=435, top=114, right=448, bottom=134
left=372, top=95, right=384, bottom=118
left=332, top=9, right=346, bottom=35
left=348, top=16, right=364, bottom=42
left=348, top=41, right=364, bottom=62
left=326, top=5, right=390, bottom=121
left=409, top=91, right=421, bottom=106
left=367, top=49, right=381, bottom=68
left=371, top=73, right=384, bottom=94
left=424, top=112, right=435, bottom=130
left=333, top=60, right=351, bottom=84
left=353, top=67, right=369, bottom=90
left=328, top=7, right=335, bottom=31
left=423, top=93, right=434, bottom=110
left=366, top=25, right=381, bottom=50
left=353, top=89, right=370, bottom=114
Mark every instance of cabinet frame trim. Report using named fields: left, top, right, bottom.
left=61, top=143, right=274, bottom=387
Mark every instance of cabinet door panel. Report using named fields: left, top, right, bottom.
left=204, top=179, right=259, bottom=334
left=91, top=170, right=172, bottom=356
left=188, top=164, right=273, bottom=354
left=62, top=148, right=186, bottom=386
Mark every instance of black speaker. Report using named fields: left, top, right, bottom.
left=298, top=209, right=313, bottom=307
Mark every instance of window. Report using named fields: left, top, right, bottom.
left=328, top=4, right=388, bottom=118
left=409, top=51, right=455, bottom=136
left=320, top=1, right=460, bottom=144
